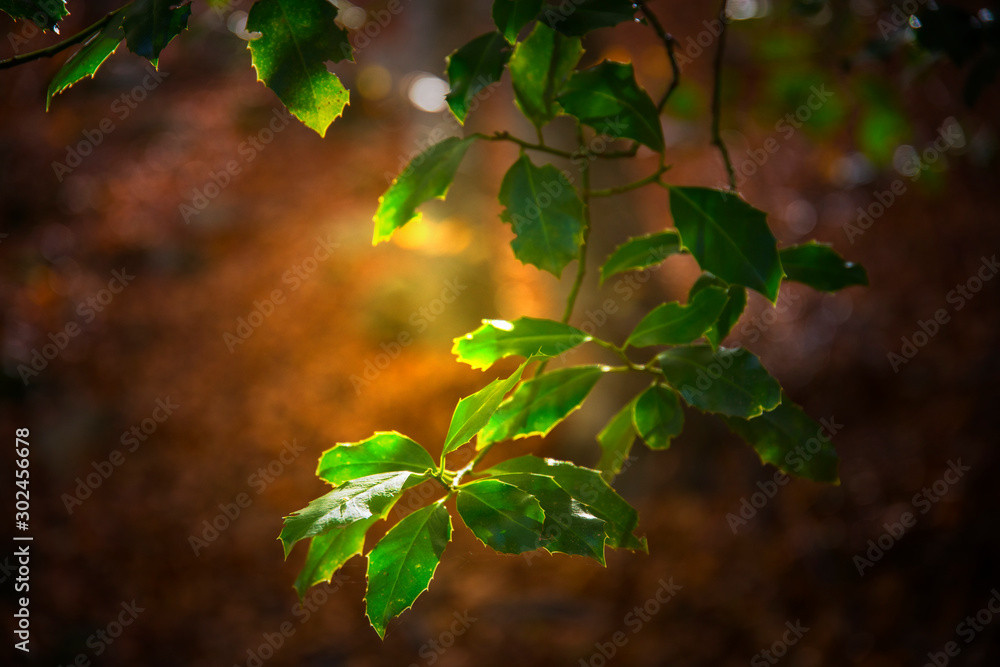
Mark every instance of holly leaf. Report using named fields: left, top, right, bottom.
left=123, top=0, right=191, bottom=65
left=456, top=479, right=545, bottom=554
left=509, top=22, right=583, bottom=128
left=441, top=360, right=529, bottom=456
left=724, top=395, right=839, bottom=483
left=499, top=154, right=585, bottom=276
left=595, top=398, right=637, bottom=482
left=669, top=187, right=783, bottom=302
left=542, top=0, right=636, bottom=36
left=293, top=515, right=379, bottom=598
left=625, top=286, right=730, bottom=347
left=779, top=241, right=868, bottom=293
left=247, top=0, right=352, bottom=137
left=689, top=273, right=746, bottom=349
left=657, top=345, right=782, bottom=419
left=445, top=31, right=510, bottom=124
left=632, top=384, right=684, bottom=450
left=600, top=230, right=684, bottom=285
left=484, top=455, right=646, bottom=551
left=558, top=60, right=664, bottom=151
left=365, top=502, right=452, bottom=639
left=480, top=365, right=607, bottom=444
left=279, top=471, right=418, bottom=557
left=47, top=9, right=126, bottom=110
left=0, top=0, right=67, bottom=31
left=317, top=432, right=436, bottom=487
left=373, top=136, right=475, bottom=244
left=492, top=0, right=542, bottom=42
left=452, top=317, right=592, bottom=370
left=489, top=472, right=607, bottom=563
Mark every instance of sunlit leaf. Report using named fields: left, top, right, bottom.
left=600, top=230, right=683, bottom=285
left=317, top=432, right=436, bottom=487
left=452, top=317, right=592, bottom=370
left=442, top=360, right=529, bottom=455
left=509, top=21, right=583, bottom=128
left=47, top=9, right=126, bottom=110
left=456, top=478, right=545, bottom=554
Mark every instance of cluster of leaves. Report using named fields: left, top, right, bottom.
left=3, top=0, right=869, bottom=640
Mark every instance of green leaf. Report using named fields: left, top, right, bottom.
left=489, top=472, right=607, bottom=563
left=317, top=432, right=436, bottom=487
left=668, top=187, right=783, bottom=302
left=689, top=274, right=747, bottom=349
left=724, top=395, right=839, bottom=483
left=480, top=365, right=607, bottom=444
left=456, top=479, right=545, bottom=554
left=365, top=502, right=452, bottom=639
left=452, top=317, right=592, bottom=370
left=279, top=471, right=417, bottom=557
left=0, top=0, right=67, bottom=31
left=779, top=242, right=869, bottom=293
left=625, top=286, right=730, bottom=347
left=484, top=455, right=646, bottom=552
left=600, top=230, right=683, bottom=285
left=657, top=345, right=782, bottom=419
left=632, top=385, right=684, bottom=450
left=441, top=360, right=529, bottom=456
left=542, top=0, right=636, bottom=36
left=46, top=9, right=126, bottom=110
left=595, top=398, right=637, bottom=482
left=558, top=60, right=664, bottom=152
left=293, top=515, right=378, bottom=598
left=123, top=0, right=191, bottom=64
left=373, top=136, right=475, bottom=245
left=492, top=0, right=542, bottom=42
left=445, top=31, right=510, bottom=124
left=498, top=154, right=585, bottom=276
left=247, top=0, right=352, bottom=137
left=509, top=22, right=583, bottom=128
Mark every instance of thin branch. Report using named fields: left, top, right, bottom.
left=478, top=131, right=574, bottom=159
left=0, top=10, right=122, bottom=71
left=637, top=1, right=681, bottom=112
left=710, top=0, right=737, bottom=190
left=590, top=162, right=670, bottom=197
left=562, top=123, right=591, bottom=324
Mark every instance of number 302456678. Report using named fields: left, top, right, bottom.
left=15, top=428, right=29, bottom=526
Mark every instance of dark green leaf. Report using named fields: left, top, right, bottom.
left=317, top=432, right=436, bottom=487
left=779, top=242, right=868, bottom=293
left=365, top=502, right=452, bottom=639
left=0, top=0, right=67, bottom=31
left=46, top=9, right=126, bottom=110
left=632, top=385, right=684, bottom=450
left=445, top=31, right=510, bottom=124
left=595, top=398, right=637, bottom=482
left=490, top=472, right=607, bottom=563
left=669, top=187, right=783, bottom=302
left=484, top=455, right=646, bottom=552
left=542, top=0, right=636, bottom=36
left=373, top=136, right=475, bottom=244
left=452, top=317, right=592, bottom=370
left=600, top=230, right=683, bottom=285
left=689, top=274, right=747, bottom=349
left=626, top=286, right=729, bottom=347
left=724, top=395, right=839, bottom=483
left=480, top=365, right=607, bottom=444
left=657, top=345, right=782, bottom=418
left=492, top=0, right=542, bottom=42
left=498, top=154, right=585, bottom=276
left=442, top=360, right=529, bottom=455
left=293, top=515, right=378, bottom=598
left=509, top=22, right=583, bottom=128
left=456, top=479, right=545, bottom=554
left=123, top=0, right=191, bottom=64
left=558, top=60, right=664, bottom=151
left=279, top=471, right=417, bottom=557
left=247, top=0, right=352, bottom=137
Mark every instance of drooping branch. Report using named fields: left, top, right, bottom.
left=0, top=10, right=123, bottom=71
left=637, top=1, right=681, bottom=112
left=710, top=0, right=738, bottom=190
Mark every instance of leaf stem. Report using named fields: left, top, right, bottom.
left=479, top=131, right=574, bottom=159
left=710, top=0, right=738, bottom=191
left=590, top=162, right=671, bottom=198
left=561, top=124, right=591, bottom=324
left=637, top=1, right=681, bottom=112
left=451, top=442, right=494, bottom=487
left=0, top=9, right=125, bottom=71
